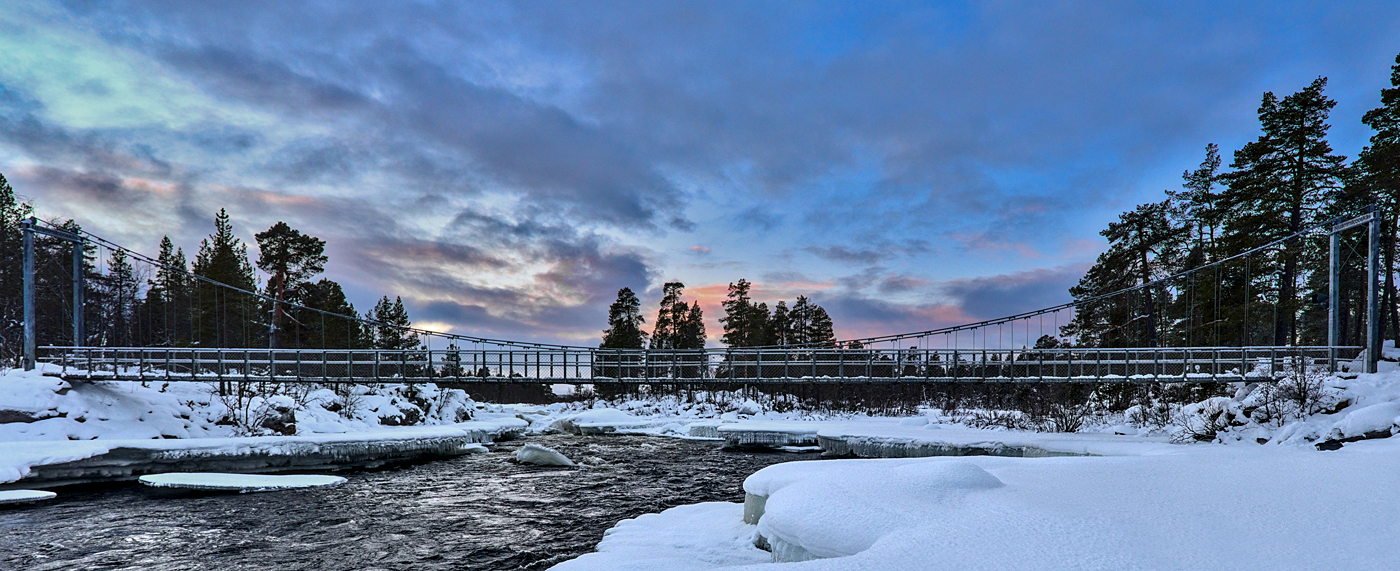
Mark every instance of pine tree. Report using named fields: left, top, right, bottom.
left=1219, top=77, right=1348, bottom=345
left=600, top=287, right=647, bottom=349
left=1169, top=143, right=1225, bottom=259
left=1063, top=201, right=1186, bottom=348
left=192, top=209, right=259, bottom=347
left=255, top=222, right=327, bottom=348
left=1359, top=52, right=1400, bottom=345
left=804, top=305, right=836, bottom=347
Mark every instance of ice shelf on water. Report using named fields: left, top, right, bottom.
left=717, top=423, right=820, bottom=449
left=0, top=489, right=57, bottom=505
left=138, top=472, right=347, bottom=493
left=0, top=423, right=523, bottom=487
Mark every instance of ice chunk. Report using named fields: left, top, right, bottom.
left=516, top=443, right=575, bottom=467
left=138, top=473, right=347, bottom=493
left=0, top=489, right=57, bottom=505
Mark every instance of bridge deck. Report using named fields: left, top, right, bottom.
left=36, top=346, right=1361, bottom=384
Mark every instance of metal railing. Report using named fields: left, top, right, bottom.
left=36, top=345, right=1363, bottom=384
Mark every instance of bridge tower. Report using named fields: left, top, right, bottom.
left=19, top=217, right=85, bottom=371
left=1328, top=207, right=1381, bottom=374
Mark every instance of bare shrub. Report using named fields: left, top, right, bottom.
left=968, top=410, right=1032, bottom=431
left=1126, top=401, right=1174, bottom=430
left=1274, top=368, right=1336, bottom=418
left=334, top=385, right=366, bottom=419
left=1171, top=397, right=1238, bottom=443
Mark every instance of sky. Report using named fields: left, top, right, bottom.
left=3, top=0, right=1400, bottom=346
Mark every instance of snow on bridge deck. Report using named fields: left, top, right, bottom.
left=39, top=345, right=1360, bottom=385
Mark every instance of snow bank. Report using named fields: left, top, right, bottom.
left=555, top=441, right=1400, bottom=570
left=741, top=445, right=1400, bottom=568
left=138, top=472, right=347, bottom=492
left=0, top=366, right=479, bottom=442
left=548, top=502, right=769, bottom=571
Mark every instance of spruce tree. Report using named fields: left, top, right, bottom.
left=99, top=249, right=140, bottom=347
left=677, top=301, right=706, bottom=349
left=367, top=296, right=419, bottom=350
left=720, top=279, right=755, bottom=347
left=770, top=301, right=791, bottom=346
left=650, top=282, right=685, bottom=350
left=720, top=279, right=774, bottom=347
left=0, top=173, right=33, bottom=362
left=299, top=279, right=361, bottom=349
left=192, top=209, right=259, bottom=347
left=600, top=287, right=647, bottom=349
left=1169, top=143, right=1224, bottom=259
left=148, top=236, right=193, bottom=346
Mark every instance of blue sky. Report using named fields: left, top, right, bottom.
left=3, top=1, right=1400, bottom=345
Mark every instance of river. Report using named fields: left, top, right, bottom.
left=0, top=435, right=818, bottom=570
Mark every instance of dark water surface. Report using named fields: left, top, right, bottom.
left=0, top=435, right=817, bottom=571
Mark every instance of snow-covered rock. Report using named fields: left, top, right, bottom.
left=516, top=443, right=575, bottom=467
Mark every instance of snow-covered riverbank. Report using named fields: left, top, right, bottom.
left=545, top=369, right=1400, bottom=570
left=0, top=366, right=523, bottom=486
left=553, top=437, right=1400, bottom=570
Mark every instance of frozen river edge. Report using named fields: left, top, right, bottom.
left=0, top=420, right=524, bottom=488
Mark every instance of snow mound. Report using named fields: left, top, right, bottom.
left=138, top=472, right=347, bottom=493
left=516, top=443, right=575, bottom=467
left=754, top=460, right=1005, bottom=560
left=548, top=502, right=768, bottom=571
left=1329, top=401, right=1400, bottom=440
left=0, top=489, right=57, bottom=505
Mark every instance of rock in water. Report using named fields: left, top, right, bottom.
left=516, top=443, right=575, bottom=467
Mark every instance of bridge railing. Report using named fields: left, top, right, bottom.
left=36, top=345, right=1364, bottom=384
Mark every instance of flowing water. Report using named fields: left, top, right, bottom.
left=0, top=435, right=819, bottom=570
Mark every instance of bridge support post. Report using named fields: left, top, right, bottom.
left=72, top=228, right=83, bottom=347
left=1329, top=229, right=1340, bottom=372
left=1331, top=206, right=1382, bottom=374
left=22, top=218, right=35, bottom=371
left=1368, top=210, right=1381, bottom=374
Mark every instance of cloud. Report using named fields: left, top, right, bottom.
left=939, top=266, right=1087, bottom=320
left=7, top=0, right=1400, bottom=346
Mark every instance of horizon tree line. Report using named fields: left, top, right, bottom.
left=0, top=183, right=422, bottom=362
left=599, top=278, right=837, bottom=350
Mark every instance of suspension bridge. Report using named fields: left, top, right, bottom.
left=15, top=207, right=1387, bottom=386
